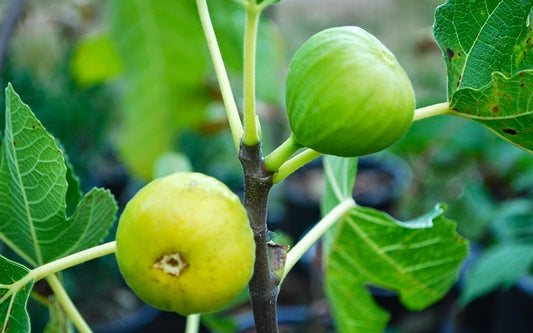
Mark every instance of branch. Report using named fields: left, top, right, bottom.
left=239, top=142, right=278, bottom=333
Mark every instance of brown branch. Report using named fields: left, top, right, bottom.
left=239, top=142, right=279, bottom=333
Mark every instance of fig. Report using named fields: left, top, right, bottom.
left=285, top=26, right=415, bottom=157
left=115, top=172, right=255, bottom=315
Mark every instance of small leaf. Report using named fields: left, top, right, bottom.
left=461, top=243, right=533, bottom=305
left=322, top=156, right=468, bottom=333
left=0, top=255, right=33, bottom=333
left=433, top=0, right=533, bottom=152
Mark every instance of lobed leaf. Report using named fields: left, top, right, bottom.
left=322, top=156, right=468, bottom=333
left=0, top=256, right=33, bottom=333
left=0, top=85, right=118, bottom=266
left=433, top=0, right=533, bottom=152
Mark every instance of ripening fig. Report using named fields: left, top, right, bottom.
left=285, top=26, right=415, bottom=157
left=115, top=172, right=255, bottom=315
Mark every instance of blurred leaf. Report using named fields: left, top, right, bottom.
left=449, top=182, right=497, bottom=240
left=322, top=155, right=468, bottom=333
left=210, top=0, right=285, bottom=104
left=461, top=243, right=533, bottom=305
left=108, top=0, right=210, bottom=181
left=491, top=199, right=533, bottom=242
left=0, top=255, right=33, bottom=333
left=201, top=313, right=238, bottom=333
left=433, top=0, right=533, bottom=152
left=71, top=33, right=123, bottom=86
left=153, top=151, right=192, bottom=179
left=43, top=297, right=71, bottom=333
left=0, top=85, right=117, bottom=266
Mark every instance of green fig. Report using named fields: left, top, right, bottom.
left=285, top=26, right=415, bottom=157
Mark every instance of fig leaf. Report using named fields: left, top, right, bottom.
left=321, top=155, right=468, bottom=333
left=0, top=85, right=118, bottom=266
left=0, top=256, right=33, bottom=333
left=433, top=0, right=533, bottom=152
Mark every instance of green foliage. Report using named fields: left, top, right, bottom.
left=107, top=0, right=210, bottom=181
left=0, top=85, right=117, bottom=266
left=43, top=299, right=71, bottom=333
left=0, top=256, right=33, bottom=333
left=71, top=33, right=123, bottom=87
left=461, top=243, right=533, bottom=304
left=433, top=0, right=533, bottom=151
left=321, top=156, right=468, bottom=333
left=460, top=199, right=533, bottom=304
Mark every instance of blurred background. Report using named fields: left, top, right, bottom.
left=0, top=0, right=532, bottom=332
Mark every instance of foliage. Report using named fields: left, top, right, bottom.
left=0, top=86, right=117, bottom=330
left=0, top=0, right=532, bottom=332
left=434, top=0, right=533, bottom=151
left=321, top=156, right=467, bottom=332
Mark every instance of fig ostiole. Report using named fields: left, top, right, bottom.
left=115, top=172, right=255, bottom=315
left=285, top=26, right=415, bottom=157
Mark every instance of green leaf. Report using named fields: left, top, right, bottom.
left=0, top=255, right=33, bottom=333
left=450, top=70, right=533, bottom=153
left=322, top=155, right=468, bottom=333
left=70, top=32, right=123, bottom=87
left=433, top=0, right=533, bottom=152
left=0, top=85, right=118, bottom=266
left=43, top=297, right=72, bottom=333
left=108, top=0, right=210, bottom=181
left=461, top=243, right=533, bottom=305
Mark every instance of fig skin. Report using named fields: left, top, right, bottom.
left=285, top=26, right=415, bottom=157
left=115, top=172, right=255, bottom=315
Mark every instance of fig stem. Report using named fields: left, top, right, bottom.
left=196, top=0, right=243, bottom=150
left=264, top=134, right=302, bottom=172
left=47, top=273, right=92, bottom=333
left=273, top=148, right=322, bottom=183
left=185, top=314, right=201, bottom=333
left=242, top=4, right=261, bottom=146
left=281, top=198, right=356, bottom=283
left=414, top=102, right=451, bottom=121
